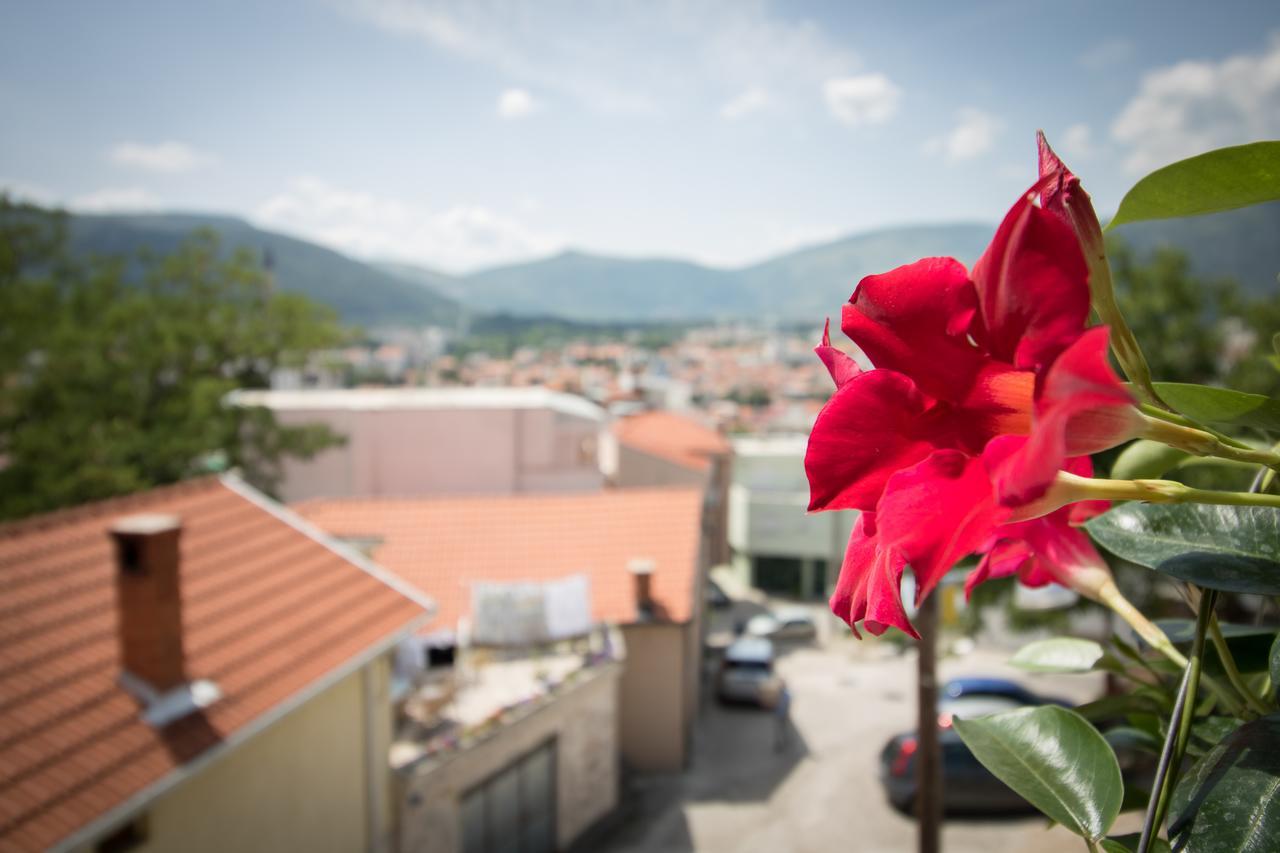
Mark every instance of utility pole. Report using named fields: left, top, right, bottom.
left=916, top=590, right=942, bottom=853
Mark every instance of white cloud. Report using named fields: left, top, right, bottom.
left=924, top=108, right=1001, bottom=162
left=1059, top=123, right=1094, bottom=159
left=1078, top=38, right=1134, bottom=71
left=823, top=74, right=900, bottom=127
left=109, top=141, right=215, bottom=173
left=341, top=0, right=859, bottom=117
left=1112, top=35, right=1280, bottom=173
left=69, top=187, right=164, bottom=212
left=719, top=88, right=771, bottom=120
left=254, top=176, right=561, bottom=272
left=497, top=88, right=540, bottom=119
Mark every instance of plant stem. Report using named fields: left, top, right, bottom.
left=1094, top=579, right=1245, bottom=716
left=1137, top=403, right=1255, bottom=451
left=1142, top=415, right=1280, bottom=468
left=1208, top=613, right=1270, bottom=715
left=1137, top=588, right=1215, bottom=853
left=1055, top=473, right=1280, bottom=509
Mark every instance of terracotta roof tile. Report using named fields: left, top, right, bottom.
left=612, top=411, right=730, bottom=472
left=0, top=476, right=427, bottom=851
left=296, top=488, right=704, bottom=632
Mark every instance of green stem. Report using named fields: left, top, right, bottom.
left=1138, top=403, right=1255, bottom=451
left=1142, top=415, right=1280, bottom=468
left=1094, top=580, right=1245, bottom=717
left=1137, top=588, right=1216, bottom=853
left=1055, top=473, right=1280, bottom=509
left=1208, top=615, right=1270, bottom=715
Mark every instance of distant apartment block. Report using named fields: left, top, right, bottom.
left=228, top=388, right=606, bottom=503
left=0, top=476, right=432, bottom=853
left=727, top=435, right=857, bottom=600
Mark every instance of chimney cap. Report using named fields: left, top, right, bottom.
left=111, top=514, right=182, bottom=536
left=627, top=558, right=655, bottom=576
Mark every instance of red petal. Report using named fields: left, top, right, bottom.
left=840, top=257, right=983, bottom=403
left=816, top=318, right=860, bottom=389
left=1018, top=513, right=1111, bottom=589
left=1037, top=131, right=1106, bottom=261
left=829, top=512, right=916, bottom=639
left=970, top=187, right=1091, bottom=373
left=988, top=327, right=1141, bottom=507
left=805, top=370, right=937, bottom=512
left=875, top=449, right=1009, bottom=606
left=965, top=539, right=1032, bottom=599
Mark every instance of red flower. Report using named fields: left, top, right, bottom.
left=809, top=163, right=1144, bottom=637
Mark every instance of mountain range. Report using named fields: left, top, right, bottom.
left=63, top=202, right=1280, bottom=328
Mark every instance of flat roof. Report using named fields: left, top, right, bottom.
left=227, top=387, right=605, bottom=422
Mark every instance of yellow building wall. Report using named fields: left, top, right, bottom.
left=117, top=659, right=389, bottom=853
left=618, top=622, right=690, bottom=772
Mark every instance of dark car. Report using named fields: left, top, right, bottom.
left=879, top=678, right=1151, bottom=815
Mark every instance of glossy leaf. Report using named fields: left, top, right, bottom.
left=1101, top=835, right=1170, bottom=853
left=1158, top=619, right=1277, bottom=676
left=1151, top=382, right=1280, bottom=432
left=1111, top=439, right=1191, bottom=480
left=1010, top=637, right=1104, bottom=673
left=1271, top=633, right=1280, bottom=699
left=953, top=706, right=1122, bottom=840
left=1168, top=713, right=1280, bottom=851
left=1107, top=141, right=1280, bottom=229
left=1086, top=504, right=1280, bottom=594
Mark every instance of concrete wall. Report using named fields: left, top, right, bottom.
left=99, top=661, right=389, bottom=853
left=396, top=664, right=620, bottom=853
left=618, top=622, right=692, bottom=772
left=613, top=445, right=709, bottom=490
left=268, top=407, right=603, bottom=502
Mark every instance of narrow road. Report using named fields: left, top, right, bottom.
left=599, top=634, right=1121, bottom=853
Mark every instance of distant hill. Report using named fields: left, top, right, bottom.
left=735, top=223, right=993, bottom=320
left=66, top=213, right=458, bottom=328
left=381, top=223, right=993, bottom=323
left=60, top=202, right=1280, bottom=329
left=1109, top=200, right=1280, bottom=297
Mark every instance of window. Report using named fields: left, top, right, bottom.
left=460, top=740, right=556, bottom=853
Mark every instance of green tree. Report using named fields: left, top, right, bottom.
left=1108, top=237, right=1279, bottom=396
left=0, top=196, right=346, bottom=519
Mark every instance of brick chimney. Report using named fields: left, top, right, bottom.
left=628, top=557, right=655, bottom=619
left=111, top=514, right=187, bottom=692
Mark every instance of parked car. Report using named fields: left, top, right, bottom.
left=716, top=636, right=777, bottom=706
left=878, top=678, right=1151, bottom=814
left=744, top=608, right=818, bottom=643
left=705, top=578, right=732, bottom=609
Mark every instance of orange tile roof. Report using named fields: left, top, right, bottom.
left=296, top=489, right=704, bottom=632
left=0, top=476, right=428, bottom=851
left=612, top=411, right=731, bottom=472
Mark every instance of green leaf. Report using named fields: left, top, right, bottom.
left=1075, top=693, right=1163, bottom=722
left=1150, top=382, right=1280, bottom=431
left=1101, top=834, right=1170, bottom=853
left=953, top=706, right=1122, bottom=840
left=1270, top=634, right=1280, bottom=698
left=1010, top=637, right=1105, bottom=673
left=1111, top=439, right=1192, bottom=480
left=1086, top=504, right=1280, bottom=594
left=1168, top=712, right=1280, bottom=851
left=1107, top=141, right=1280, bottom=229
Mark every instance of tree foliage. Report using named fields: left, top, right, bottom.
left=0, top=196, right=346, bottom=519
left=1108, top=237, right=1280, bottom=396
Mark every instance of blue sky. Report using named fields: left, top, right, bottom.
left=3, top=0, right=1278, bottom=272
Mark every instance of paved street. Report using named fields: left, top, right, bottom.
left=597, top=619, right=1128, bottom=853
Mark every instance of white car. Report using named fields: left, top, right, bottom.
left=745, top=608, right=817, bottom=642
left=716, top=636, right=777, bottom=705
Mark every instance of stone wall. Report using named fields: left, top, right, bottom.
left=396, top=663, right=620, bottom=853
